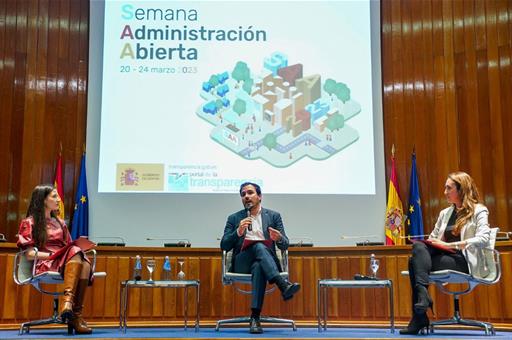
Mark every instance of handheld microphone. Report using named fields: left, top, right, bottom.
left=244, top=203, right=253, bottom=231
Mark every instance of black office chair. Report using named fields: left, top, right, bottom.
left=215, top=248, right=296, bottom=331
left=13, top=248, right=106, bottom=335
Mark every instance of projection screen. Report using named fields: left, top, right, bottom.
left=87, top=0, right=386, bottom=247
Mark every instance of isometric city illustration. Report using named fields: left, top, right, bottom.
left=197, top=52, right=361, bottom=167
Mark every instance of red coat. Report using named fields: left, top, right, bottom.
left=17, top=216, right=90, bottom=277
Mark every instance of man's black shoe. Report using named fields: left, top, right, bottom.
left=249, top=317, right=263, bottom=334
left=282, top=282, right=301, bottom=301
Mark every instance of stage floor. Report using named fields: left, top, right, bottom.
left=0, top=326, right=510, bottom=339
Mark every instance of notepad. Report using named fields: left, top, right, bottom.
left=412, top=239, right=456, bottom=254
left=241, top=238, right=272, bottom=251
left=48, top=237, right=96, bottom=260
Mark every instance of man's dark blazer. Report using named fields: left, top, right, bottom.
left=220, top=207, right=289, bottom=272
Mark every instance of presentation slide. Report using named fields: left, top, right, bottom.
left=98, top=0, right=375, bottom=194
left=88, top=0, right=385, bottom=246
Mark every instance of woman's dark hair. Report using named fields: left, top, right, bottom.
left=239, top=182, right=261, bottom=196
left=26, top=184, right=59, bottom=248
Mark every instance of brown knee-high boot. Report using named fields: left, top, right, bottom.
left=68, top=279, right=92, bottom=334
left=60, top=262, right=82, bottom=323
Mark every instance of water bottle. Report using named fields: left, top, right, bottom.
left=369, top=253, right=376, bottom=276
left=133, top=255, right=142, bottom=281
left=369, top=253, right=380, bottom=278
left=162, top=256, right=172, bottom=281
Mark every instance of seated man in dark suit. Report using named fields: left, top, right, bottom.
left=221, top=182, right=300, bottom=334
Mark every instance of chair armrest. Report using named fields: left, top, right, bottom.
left=84, top=249, right=109, bottom=278
left=482, top=248, right=501, bottom=283
left=13, top=247, right=39, bottom=285
left=463, top=246, right=501, bottom=282
left=281, top=249, right=289, bottom=273
left=85, top=249, right=98, bottom=274
left=222, top=250, right=232, bottom=285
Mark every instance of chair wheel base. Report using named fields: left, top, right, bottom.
left=216, top=315, right=296, bottom=332
left=19, top=326, right=29, bottom=335
left=431, top=317, right=496, bottom=336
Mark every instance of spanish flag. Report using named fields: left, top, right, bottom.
left=384, top=146, right=405, bottom=245
left=54, top=152, right=65, bottom=220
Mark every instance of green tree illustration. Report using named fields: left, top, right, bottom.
left=209, top=74, right=219, bottom=88
left=334, top=82, right=350, bottom=103
left=232, top=61, right=251, bottom=84
left=323, top=79, right=337, bottom=100
left=215, top=99, right=224, bottom=112
left=326, top=113, right=345, bottom=131
left=242, top=78, right=254, bottom=94
left=263, top=133, right=278, bottom=150
left=233, top=99, right=246, bottom=116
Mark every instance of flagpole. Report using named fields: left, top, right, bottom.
left=54, top=147, right=65, bottom=220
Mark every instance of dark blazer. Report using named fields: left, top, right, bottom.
left=220, top=207, right=289, bottom=272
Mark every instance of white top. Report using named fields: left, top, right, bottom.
left=245, top=206, right=265, bottom=241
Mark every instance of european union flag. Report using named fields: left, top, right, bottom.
left=71, top=153, right=88, bottom=239
left=407, top=152, right=424, bottom=238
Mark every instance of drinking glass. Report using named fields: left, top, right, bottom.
left=177, top=258, right=185, bottom=280
left=370, top=259, right=380, bottom=278
left=146, top=259, right=156, bottom=282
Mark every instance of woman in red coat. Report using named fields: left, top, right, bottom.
left=17, top=184, right=93, bottom=334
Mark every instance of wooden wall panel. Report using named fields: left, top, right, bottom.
left=0, top=0, right=509, bottom=250
left=0, top=0, right=88, bottom=242
left=2, top=245, right=511, bottom=327
left=382, top=0, right=512, bottom=235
